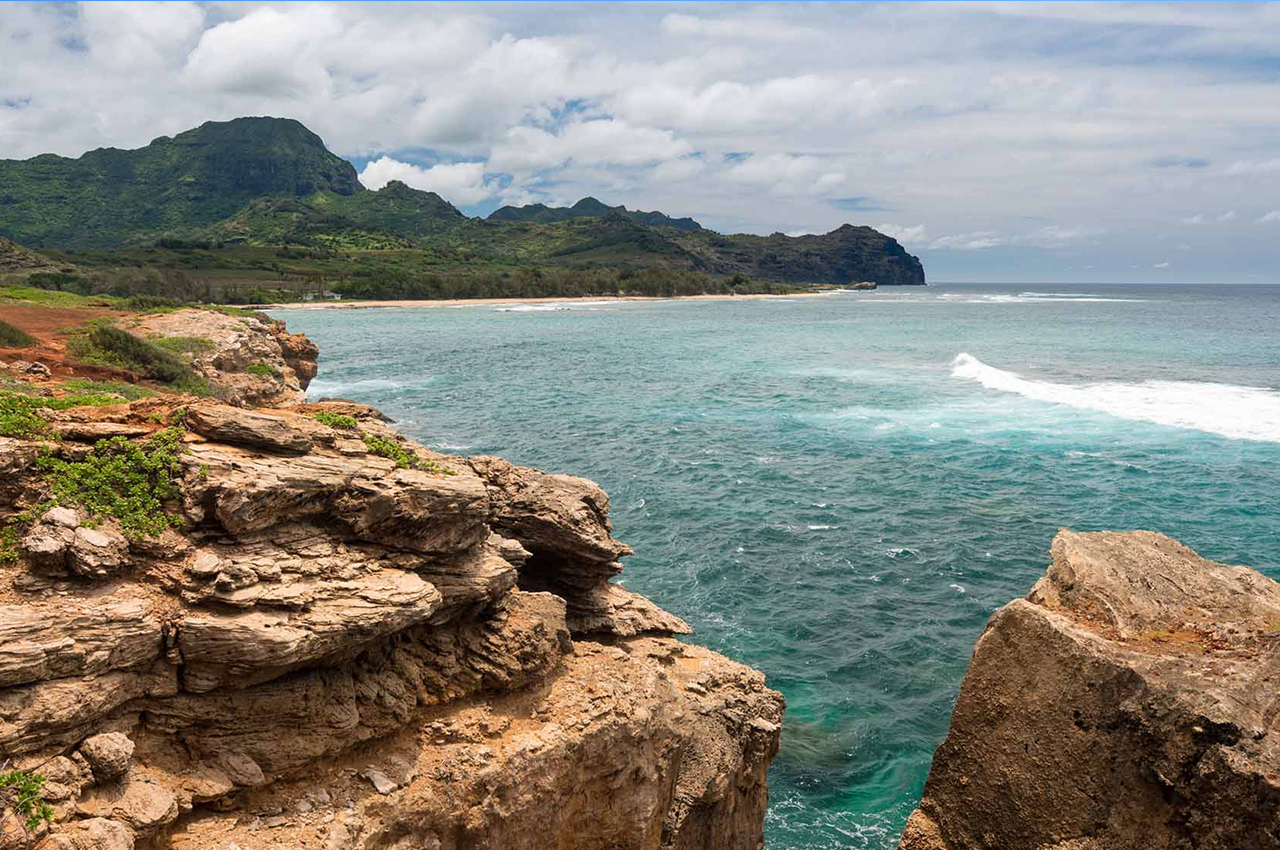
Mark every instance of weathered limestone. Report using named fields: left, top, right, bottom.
left=900, top=530, right=1280, bottom=850
left=184, top=404, right=314, bottom=454
left=0, top=600, right=161, bottom=688
left=0, top=314, right=779, bottom=850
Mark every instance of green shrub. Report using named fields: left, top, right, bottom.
left=0, top=392, right=49, bottom=438
left=0, top=768, right=54, bottom=833
left=151, top=335, right=215, bottom=356
left=35, top=426, right=187, bottom=538
left=312, top=411, right=357, bottom=430
left=123, top=294, right=183, bottom=311
left=362, top=432, right=455, bottom=475
left=69, top=323, right=213, bottom=395
left=245, top=361, right=281, bottom=379
left=0, top=319, right=36, bottom=348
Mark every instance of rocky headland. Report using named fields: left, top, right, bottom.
left=900, top=529, right=1280, bottom=850
left=0, top=309, right=783, bottom=850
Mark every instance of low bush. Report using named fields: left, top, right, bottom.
left=69, top=323, right=213, bottom=395
left=312, top=411, right=357, bottom=430
left=0, top=768, right=54, bottom=833
left=36, top=426, right=187, bottom=538
left=0, top=319, right=36, bottom=348
left=362, top=432, right=455, bottom=475
left=245, top=361, right=281, bottom=379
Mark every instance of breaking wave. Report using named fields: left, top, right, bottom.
left=951, top=353, right=1280, bottom=442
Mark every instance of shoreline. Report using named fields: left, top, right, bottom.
left=257, top=290, right=866, bottom=310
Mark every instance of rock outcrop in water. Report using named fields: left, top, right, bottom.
left=900, top=529, right=1280, bottom=850
left=0, top=316, right=782, bottom=850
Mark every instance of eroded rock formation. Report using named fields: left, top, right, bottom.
left=0, top=325, right=782, bottom=850
left=900, top=530, right=1280, bottom=850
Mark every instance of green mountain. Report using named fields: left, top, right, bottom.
left=0, top=117, right=363, bottom=249
left=0, top=116, right=925, bottom=287
left=488, top=197, right=704, bottom=232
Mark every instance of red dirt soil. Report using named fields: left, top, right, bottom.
left=0, top=303, right=142, bottom=382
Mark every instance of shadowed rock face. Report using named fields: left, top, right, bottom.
left=900, top=529, right=1280, bottom=850
left=0, top=313, right=782, bottom=850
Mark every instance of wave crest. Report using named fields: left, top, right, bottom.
left=951, top=353, right=1280, bottom=442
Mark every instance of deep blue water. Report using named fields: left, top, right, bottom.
left=273, top=283, right=1280, bottom=849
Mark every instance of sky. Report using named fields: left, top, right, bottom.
left=2, top=1, right=1279, bottom=283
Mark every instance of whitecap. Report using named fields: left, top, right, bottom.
left=807, top=525, right=837, bottom=530
left=952, top=352, right=1280, bottom=442
left=306, top=377, right=404, bottom=397
left=950, top=583, right=966, bottom=594
left=885, top=547, right=920, bottom=558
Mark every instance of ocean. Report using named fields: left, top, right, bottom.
left=273, top=282, right=1280, bottom=849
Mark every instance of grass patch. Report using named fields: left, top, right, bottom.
left=0, top=284, right=121, bottom=309
left=61, top=378, right=155, bottom=401
left=245, top=361, right=281, bottom=379
left=1, top=768, right=54, bottom=833
left=151, top=335, right=215, bottom=356
left=69, top=322, right=213, bottom=395
left=37, top=426, right=187, bottom=538
left=0, top=319, right=36, bottom=348
left=312, top=411, right=357, bottom=430
left=362, top=432, right=455, bottom=475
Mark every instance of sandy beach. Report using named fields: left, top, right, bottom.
left=257, top=290, right=860, bottom=310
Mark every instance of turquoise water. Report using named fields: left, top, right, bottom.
left=273, top=283, right=1280, bottom=849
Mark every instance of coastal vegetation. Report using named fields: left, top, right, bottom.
left=0, top=117, right=925, bottom=304
left=0, top=768, right=54, bottom=835
left=0, top=319, right=36, bottom=348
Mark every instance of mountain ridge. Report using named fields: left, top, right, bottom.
left=0, top=116, right=925, bottom=287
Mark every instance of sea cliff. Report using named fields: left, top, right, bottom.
left=0, top=310, right=783, bottom=850
left=900, top=530, right=1280, bottom=850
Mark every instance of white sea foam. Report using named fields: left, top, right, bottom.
left=306, top=377, right=403, bottom=397
left=939, top=292, right=1144, bottom=304
left=952, top=352, right=1280, bottom=442
left=493, top=300, right=627, bottom=312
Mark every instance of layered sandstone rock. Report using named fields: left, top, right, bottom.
left=900, top=530, right=1280, bottom=850
left=0, top=336, right=781, bottom=850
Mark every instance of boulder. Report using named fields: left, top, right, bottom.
left=185, top=404, right=314, bottom=454
left=77, top=775, right=178, bottom=831
left=900, top=530, right=1280, bottom=850
left=40, top=818, right=135, bottom=850
left=79, top=732, right=136, bottom=779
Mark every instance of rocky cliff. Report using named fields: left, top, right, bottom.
left=900, top=530, right=1280, bottom=850
left=0, top=315, right=782, bottom=850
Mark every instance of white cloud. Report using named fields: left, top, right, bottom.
left=929, top=231, right=1005, bottom=251
left=3, top=0, right=1280, bottom=280
left=358, top=157, right=498, bottom=205
left=1181, top=214, right=1207, bottom=225
left=876, top=224, right=929, bottom=246
left=1154, top=261, right=1171, bottom=268
left=488, top=119, right=691, bottom=174
left=1260, top=211, right=1280, bottom=224
left=1218, top=210, right=1236, bottom=222
left=1226, top=159, right=1280, bottom=176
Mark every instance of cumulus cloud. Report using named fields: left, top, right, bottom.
left=1260, top=211, right=1280, bottom=224
left=876, top=224, right=929, bottom=247
left=358, top=157, right=498, bottom=205
left=1154, top=261, right=1171, bottom=268
left=3, top=0, right=1280, bottom=280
